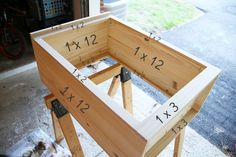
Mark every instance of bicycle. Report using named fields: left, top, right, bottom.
left=0, top=4, right=25, bottom=60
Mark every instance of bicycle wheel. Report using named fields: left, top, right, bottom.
left=1, top=23, right=24, bottom=60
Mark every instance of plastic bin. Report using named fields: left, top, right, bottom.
left=103, top=0, right=128, bottom=20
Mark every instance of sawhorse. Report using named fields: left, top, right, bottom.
left=44, top=67, right=185, bottom=157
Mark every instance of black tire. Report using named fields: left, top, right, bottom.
left=1, top=23, right=24, bottom=60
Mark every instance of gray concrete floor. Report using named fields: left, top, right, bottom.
left=0, top=68, right=52, bottom=152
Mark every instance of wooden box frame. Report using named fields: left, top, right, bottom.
left=31, top=13, right=220, bottom=157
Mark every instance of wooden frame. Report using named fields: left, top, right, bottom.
left=31, top=13, right=221, bottom=157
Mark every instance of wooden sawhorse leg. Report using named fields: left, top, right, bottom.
left=120, top=67, right=133, bottom=114
left=108, top=67, right=133, bottom=114
left=51, top=111, right=64, bottom=142
left=173, top=128, right=186, bottom=157
left=45, top=95, right=84, bottom=157
left=108, top=75, right=120, bottom=97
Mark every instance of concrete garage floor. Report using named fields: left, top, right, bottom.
left=0, top=67, right=51, bottom=151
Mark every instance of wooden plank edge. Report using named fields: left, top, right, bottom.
left=30, top=12, right=110, bottom=38
left=89, top=63, right=123, bottom=84
left=75, top=52, right=109, bottom=69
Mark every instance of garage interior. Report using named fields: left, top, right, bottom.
left=0, top=0, right=235, bottom=157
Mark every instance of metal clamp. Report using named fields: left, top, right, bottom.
left=120, top=67, right=131, bottom=83
left=51, top=99, right=68, bottom=118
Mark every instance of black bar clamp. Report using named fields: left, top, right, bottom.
left=51, top=99, right=68, bottom=118
left=120, top=67, right=131, bottom=83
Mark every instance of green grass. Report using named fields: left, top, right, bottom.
left=127, top=0, right=201, bottom=33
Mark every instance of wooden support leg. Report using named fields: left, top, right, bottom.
left=173, top=128, right=186, bottom=157
left=193, top=78, right=217, bottom=111
left=120, top=67, right=133, bottom=114
left=51, top=111, right=64, bottom=142
left=108, top=75, right=120, bottom=97
left=122, top=80, right=133, bottom=114
left=45, top=96, right=84, bottom=157
left=58, top=113, right=84, bottom=157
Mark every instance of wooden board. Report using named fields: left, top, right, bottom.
left=108, top=18, right=206, bottom=96
left=32, top=39, right=146, bottom=157
left=31, top=13, right=221, bottom=157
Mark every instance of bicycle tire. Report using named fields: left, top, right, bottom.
left=1, top=23, right=24, bottom=60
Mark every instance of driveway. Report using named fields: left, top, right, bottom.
left=162, top=0, right=236, bottom=155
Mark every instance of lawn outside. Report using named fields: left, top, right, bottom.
left=127, top=0, right=202, bottom=33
